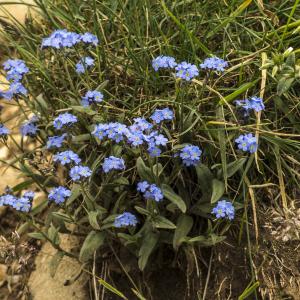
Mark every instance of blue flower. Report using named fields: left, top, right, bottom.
left=20, top=117, right=38, bottom=137
left=152, top=56, right=177, bottom=71
left=127, top=132, right=145, bottom=147
left=76, top=56, right=95, bottom=74
left=179, top=145, right=202, bottom=166
left=2, top=82, right=28, bottom=100
left=81, top=90, right=104, bottom=107
left=235, top=133, right=257, bottom=153
left=0, top=194, right=31, bottom=212
left=6, top=70, right=23, bottom=82
left=236, top=96, right=265, bottom=115
left=41, top=29, right=81, bottom=48
left=80, top=33, right=99, bottom=46
left=137, top=181, right=149, bottom=193
left=145, top=185, right=163, bottom=202
left=23, top=191, right=35, bottom=199
left=131, top=118, right=153, bottom=131
left=92, top=123, right=129, bottom=143
left=137, top=181, right=163, bottom=202
left=0, top=194, right=16, bottom=206
left=147, top=146, right=162, bottom=157
left=69, top=165, right=92, bottom=181
left=92, top=123, right=109, bottom=140
left=0, top=124, right=10, bottom=136
left=200, top=57, right=228, bottom=72
left=47, top=134, right=67, bottom=149
left=53, top=113, right=77, bottom=130
left=14, top=197, right=31, bottom=212
left=175, top=62, right=199, bottom=81
left=154, top=134, right=168, bottom=146
left=114, top=212, right=138, bottom=228
left=150, top=108, right=174, bottom=124
left=48, top=186, right=71, bottom=204
left=3, top=59, right=29, bottom=76
left=212, top=200, right=235, bottom=220
left=102, top=156, right=125, bottom=173
left=53, top=150, right=81, bottom=165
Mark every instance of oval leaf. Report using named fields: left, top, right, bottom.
left=152, top=215, right=176, bottom=230
left=79, top=231, right=106, bottom=263
left=161, top=184, right=186, bottom=213
left=173, top=215, right=193, bottom=249
left=211, top=179, right=225, bottom=203
left=138, top=232, right=159, bottom=271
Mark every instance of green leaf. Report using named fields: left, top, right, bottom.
left=221, top=79, right=259, bottom=104
left=98, top=279, right=127, bottom=299
left=88, top=211, right=101, bottom=230
left=285, top=52, right=295, bottom=66
left=188, top=234, right=226, bottom=246
left=136, top=157, right=154, bottom=182
left=48, top=224, right=60, bottom=245
left=277, top=77, right=294, bottom=95
left=138, top=232, right=159, bottom=271
left=223, top=158, right=247, bottom=178
left=71, top=105, right=97, bottom=115
left=66, top=184, right=82, bottom=206
left=28, top=232, right=46, bottom=240
left=79, top=231, right=106, bottom=263
left=152, top=215, right=176, bottom=230
left=211, top=179, right=225, bottom=203
left=238, top=281, right=260, bottom=300
left=195, top=164, right=213, bottom=202
left=173, top=215, right=193, bottom=249
left=161, top=184, right=187, bottom=213
left=52, top=212, right=74, bottom=223
left=134, top=206, right=151, bottom=216
left=216, top=106, right=227, bottom=189
left=72, top=134, right=91, bottom=143
left=49, top=251, right=64, bottom=277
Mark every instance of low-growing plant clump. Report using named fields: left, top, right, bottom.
left=0, top=1, right=300, bottom=299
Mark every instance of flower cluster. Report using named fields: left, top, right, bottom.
left=137, top=181, right=164, bottom=202
left=48, top=186, right=71, bottom=204
left=20, top=116, right=39, bottom=137
left=102, top=156, right=125, bottom=173
left=212, top=200, right=235, bottom=220
left=41, top=30, right=99, bottom=49
left=47, top=134, right=67, bottom=149
left=81, top=90, right=104, bottom=107
left=53, top=150, right=81, bottom=165
left=152, top=56, right=177, bottom=71
left=235, top=133, right=257, bottom=153
left=92, top=109, right=172, bottom=157
left=150, top=108, right=174, bottom=124
left=235, top=96, right=265, bottom=115
left=175, top=62, right=199, bottom=81
left=70, top=165, right=92, bottom=181
left=114, top=212, right=138, bottom=228
left=0, top=124, right=10, bottom=137
left=0, top=191, right=34, bottom=212
left=53, top=113, right=77, bottom=130
left=200, top=57, right=228, bottom=72
left=1, top=59, right=29, bottom=100
left=179, top=145, right=202, bottom=166
left=76, top=56, right=95, bottom=74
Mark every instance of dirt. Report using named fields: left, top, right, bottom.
left=28, top=234, right=89, bottom=300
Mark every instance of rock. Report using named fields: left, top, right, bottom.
left=0, top=264, right=7, bottom=287
left=0, top=0, right=38, bottom=25
left=28, top=234, right=88, bottom=300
